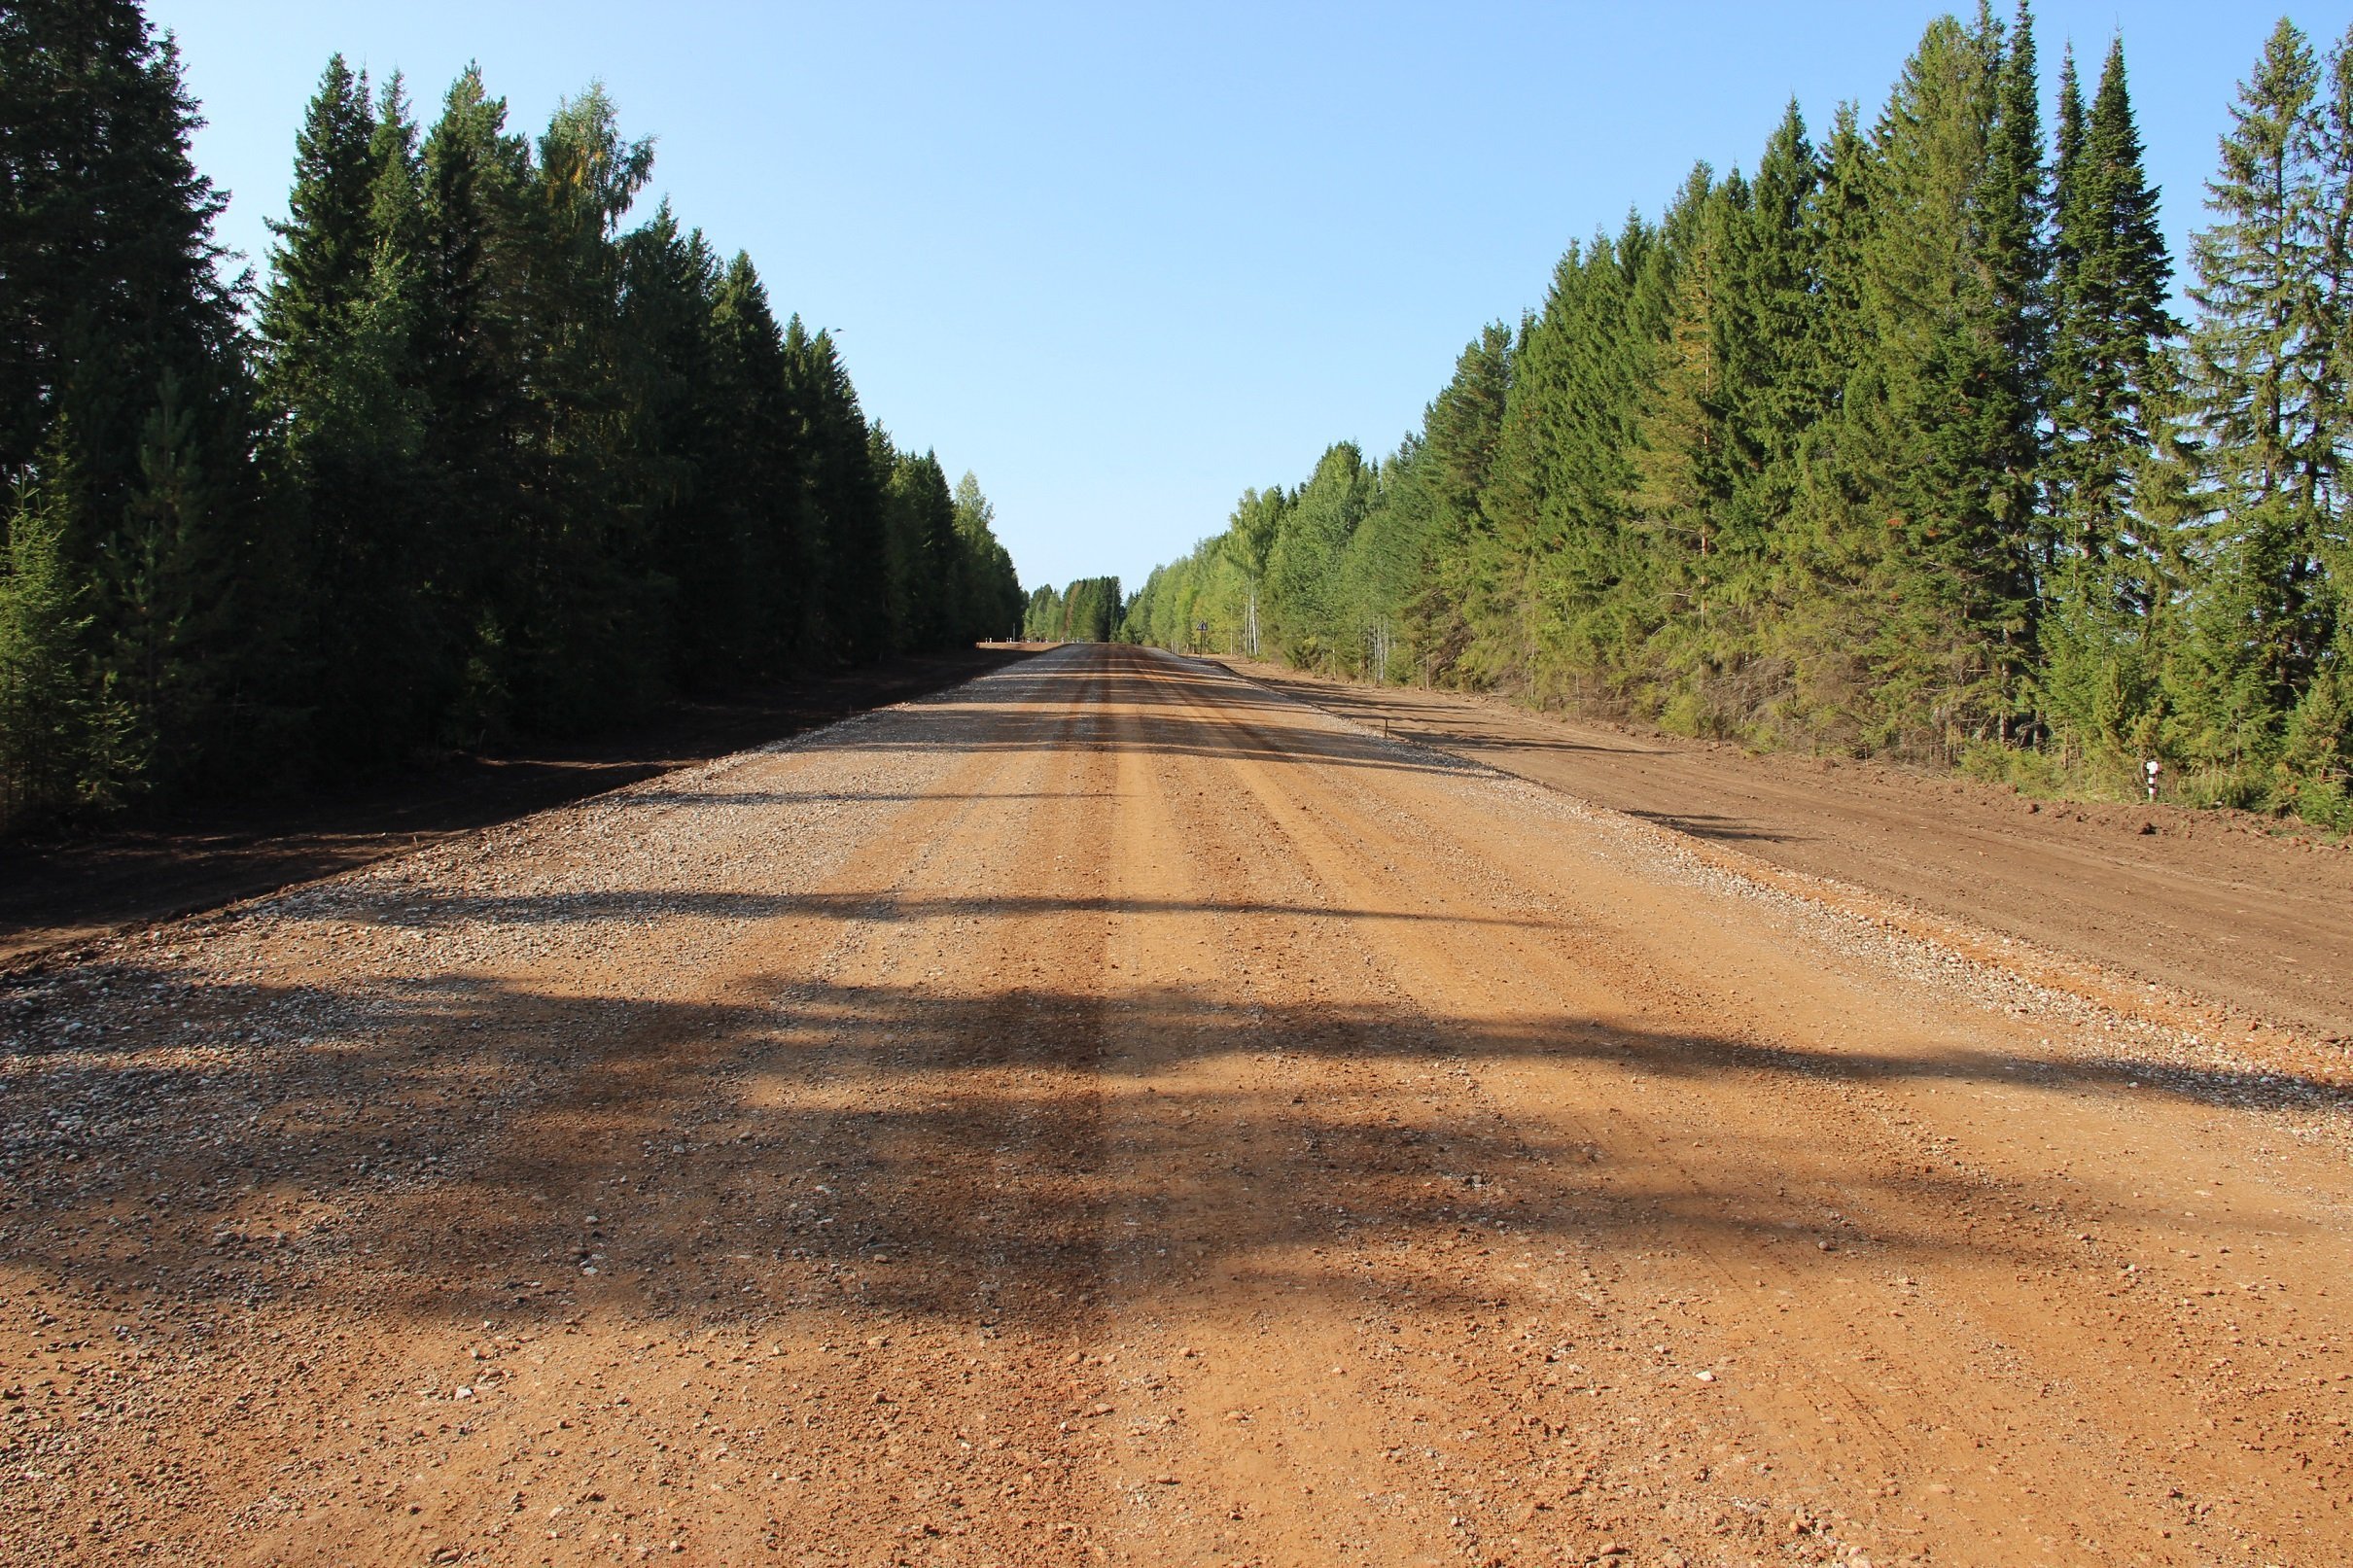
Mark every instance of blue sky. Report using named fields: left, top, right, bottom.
left=152, top=1, right=2324, bottom=594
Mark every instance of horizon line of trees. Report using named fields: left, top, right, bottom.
left=0, top=0, right=1022, bottom=833
left=1023, top=576, right=1123, bottom=643
left=1124, top=9, right=2353, bottom=829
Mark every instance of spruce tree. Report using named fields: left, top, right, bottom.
left=616, top=203, right=727, bottom=683
left=785, top=320, right=888, bottom=661
left=1408, top=323, right=1511, bottom=679
left=1983, top=1, right=2051, bottom=605
left=259, top=57, right=377, bottom=385
left=1780, top=100, right=1879, bottom=694
left=2047, top=46, right=2087, bottom=464
left=1820, top=12, right=2038, bottom=750
left=2174, top=18, right=2334, bottom=776
left=2038, top=38, right=2178, bottom=763
left=708, top=252, right=806, bottom=670
left=261, top=60, right=448, bottom=769
left=0, top=2, right=243, bottom=496
left=1717, top=99, right=1821, bottom=567
left=0, top=1, right=270, bottom=791
left=0, top=434, right=113, bottom=826
left=1631, top=220, right=1730, bottom=643
left=2049, top=38, right=2176, bottom=556
left=416, top=66, right=531, bottom=743
left=2288, top=22, right=2353, bottom=819
left=876, top=442, right=958, bottom=652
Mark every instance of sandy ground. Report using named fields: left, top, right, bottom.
left=3, top=644, right=2350, bottom=1568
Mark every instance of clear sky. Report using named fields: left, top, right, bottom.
left=151, top=1, right=2325, bottom=595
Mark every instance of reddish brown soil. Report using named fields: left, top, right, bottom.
left=0, top=649, right=1034, bottom=974
left=1238, top=660, right=2352, bottom=1045
left=3, top=645, right=2350, bottom=1567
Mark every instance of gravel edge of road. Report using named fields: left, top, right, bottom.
left=0, top=689, right=942, bottom=993
left=1194, top=652, right=2353, bottom=1142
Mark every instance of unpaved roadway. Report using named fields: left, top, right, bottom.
left=0, top=649, right=1033, bottom=973
left=1235, top=661, right=2353, bottom=1045
left=4, top=645, right=2351, bottom=1567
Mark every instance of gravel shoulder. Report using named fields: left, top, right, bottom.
left=0, top=648, right=1036, bottom=975
left=3, top=645, right=2349, bottom=1567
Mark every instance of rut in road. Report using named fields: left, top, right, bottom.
left=2, top=643, right=2348, bottom=1568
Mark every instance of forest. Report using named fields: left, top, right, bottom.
left=0, top=1, right=1023, bottom=833
left=1023, top=576, right=1125, bottom=644
left=1125, top=10, right=2353, bottom=829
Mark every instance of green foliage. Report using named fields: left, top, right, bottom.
left=1056, top=577, right=1123, bottom=643
left=0, top=434, right=127, bottom=827
left=0, top=9, right=1025, bottom=830
left=1129, top=8, right=2353, bottom=829
left=950, top=472, right=1025, bottom=643
left=1023, top=576, right=1129, bottom=643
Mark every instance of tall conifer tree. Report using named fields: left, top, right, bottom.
left=2038, top=38, right=2178, bottom=761
left=2174, top=19, right=2335, bottom=773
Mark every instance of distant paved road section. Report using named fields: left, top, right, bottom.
left=3, top=644, right=2349, bottom=1566
left=1240, top=658, right=2353, bottom=1044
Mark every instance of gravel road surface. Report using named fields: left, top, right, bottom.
left=4, top=645, right=2349, bottom=1567
left=1237, top=661, right=2352, bottom=1044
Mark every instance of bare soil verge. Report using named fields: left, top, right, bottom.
left=0, top=648, right=1034, bottom=975
left=1233, top=659, right=2352, bottom=1044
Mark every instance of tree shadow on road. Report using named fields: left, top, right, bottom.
left=4, top=952, right=2339, bottom=1343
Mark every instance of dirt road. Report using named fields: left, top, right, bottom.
left=1235, top=661, right=2352, bottom=1045
left=0, top=649, right=1034, bottom=974
left=4, top=645, right=2350, bottom=1567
